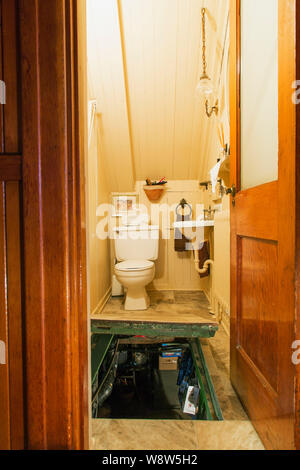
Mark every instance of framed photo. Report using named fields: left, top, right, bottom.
left=111, top=193, right=138, bottom=217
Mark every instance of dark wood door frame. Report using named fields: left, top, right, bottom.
left=20, top=0, right=88, bottom=449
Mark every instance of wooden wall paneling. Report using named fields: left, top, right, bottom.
left=87, top=0, right=229, bottom=183
left=172, top=0, right=203, bottom=179
left=87, top=0, right=134, bottom=193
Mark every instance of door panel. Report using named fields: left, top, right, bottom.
left=230, top=0, right=296, bottom=450
left=239, top=237, right=279, bottom=392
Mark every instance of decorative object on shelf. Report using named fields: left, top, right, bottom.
left=195, top=8, right=219, bottom=118
left=145, top=177, right=168, bottom=186
left=143, top=178, right=168, bottom=202
left=111, top=193, right=139, bottom=217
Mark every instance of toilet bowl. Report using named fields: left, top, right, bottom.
left=113, top=222, right=159, bottom=311
left=115, top=260, right=155, bottom=311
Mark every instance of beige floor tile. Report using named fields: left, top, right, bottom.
left=92, top=419, right=198, bottom=451
left=194, top=421, right=265, bottom=450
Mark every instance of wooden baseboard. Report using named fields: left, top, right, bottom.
left=203, top=290, right=230, bottom=336
left=221, top=312, right=230, bottom=336
left=90, top=287, right=112, bottom=317
left=148, top=287, right=208, bottom=292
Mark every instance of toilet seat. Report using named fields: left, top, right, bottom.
left=115, top=260, right=154, bottom=272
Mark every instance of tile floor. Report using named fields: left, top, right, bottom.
left=91, top=291, right=265, bottom=451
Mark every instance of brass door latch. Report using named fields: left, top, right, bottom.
left=226, top=184, right=236, bottom=207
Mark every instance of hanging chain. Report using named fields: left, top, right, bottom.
left=202, top=8, right=208, bottom=77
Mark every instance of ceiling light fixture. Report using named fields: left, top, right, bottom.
left=196, top=8, right=219, bottom=118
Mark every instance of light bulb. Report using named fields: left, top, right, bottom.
left=195, top=76, right=214, bottom=99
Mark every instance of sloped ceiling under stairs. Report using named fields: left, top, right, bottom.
left=87, top=0, right=229, bottom=193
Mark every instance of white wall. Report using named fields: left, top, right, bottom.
left=199, top=0, right=230, bottom=327
left=87, top=96, right=112, bottom=316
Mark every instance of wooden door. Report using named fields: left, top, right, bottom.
left=0, top=0, right=24, bottom=450
left=1, top=0, right=88, bottom=450
left=230, top=0, right=297, bottom=450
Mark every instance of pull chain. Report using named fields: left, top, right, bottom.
left=202, top=8, right=208, bottom=78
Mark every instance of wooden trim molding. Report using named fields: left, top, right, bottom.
left=19, top=0, right=88, bottom=449
left=90, top=287, right=112, bottom=318
left=295, top=0, right=300, bottom=451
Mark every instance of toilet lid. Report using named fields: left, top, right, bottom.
left=115, top=260, right=154, bottom=272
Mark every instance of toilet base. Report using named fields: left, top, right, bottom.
left=124, top=287, right=150, bottom=311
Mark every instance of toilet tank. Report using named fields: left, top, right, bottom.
left=114, top=225, right=159, bottom=261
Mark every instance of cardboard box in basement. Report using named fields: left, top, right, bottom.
left=161, top=351, right=182, bottom=358
left=159, top=355, right=178, bottom=371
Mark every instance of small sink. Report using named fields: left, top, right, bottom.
left=173, top=220, right=214, bottom=229
left=173, top=219, right=214, bottom=242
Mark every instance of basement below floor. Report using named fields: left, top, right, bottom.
left=91, top=325, right=264, bottom=450
left=90, top=291, right=264, bottom=450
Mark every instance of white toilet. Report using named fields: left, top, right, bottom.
left=113, top=223, right=159, bottom=311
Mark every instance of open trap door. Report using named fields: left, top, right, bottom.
left=91, top=335, right=223, bottom=421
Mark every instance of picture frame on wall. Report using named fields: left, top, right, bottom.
left=111, top=193, right=139, bottom=217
